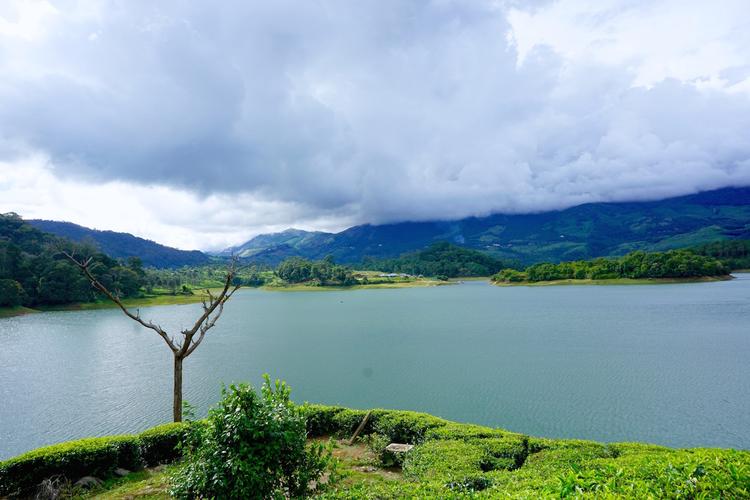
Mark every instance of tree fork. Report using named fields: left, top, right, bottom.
left=62, top=248, right=241, bottom=422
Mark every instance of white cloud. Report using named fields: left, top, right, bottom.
left=508, top=0, right=750, bottom=89
left=0, top=0, right=749, bottom=248
left=0, top=155, right=355, bottom=250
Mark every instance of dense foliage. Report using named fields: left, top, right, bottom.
left=143, top=263, right=267, bottom=292
left=4, top=405, right=749, bottom=498
left=0, top=422, right=189, bottom=497
left=276, top=256, right=356, bottom=286
left=692, top=239, right=750, bottom=270
left=492, top=249, right=729, bottom=283
left=28, top=220, right=210, bottom=268
left=0, top=213, right=146, bottom=307
left=305, top=406, right=750, bottom=498
left=362, top=242, right=506, bottom=278
left=170, top=378, right=331, bottom=499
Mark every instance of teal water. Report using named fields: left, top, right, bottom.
left=1, top=275, right=749, bottom=459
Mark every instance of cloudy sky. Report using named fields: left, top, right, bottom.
left=1, top=0, right=749, bottom=250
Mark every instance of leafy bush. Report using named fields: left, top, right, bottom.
left=445, top=474, right=493, bottom=493
left=372, top=410, right=446, bottom=444
left=331, top=408, right=371, bottom=437
left=0, top=435, right=141, bottom=497
left=169, top=377, right=332, bottom=499
left=302, top=404, right=347, bottom=436
left=403, top=440, right=486, bottom=481
left=0, top=422, right=192, bottom=496
left=138, top=422, right=191, bottom=466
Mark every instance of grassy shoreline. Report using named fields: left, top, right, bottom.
left=262, top=279, right=450, bottom=292
left=493, top=275, right=733, bottom=287
left=0, top=291, right=218, bottom=318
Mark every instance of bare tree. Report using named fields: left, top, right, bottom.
left=62, top=250, right=240, bottom=422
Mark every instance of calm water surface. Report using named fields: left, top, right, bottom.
left=1, top=275, right=749, bottom=459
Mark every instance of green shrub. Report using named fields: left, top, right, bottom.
left=169, top=377, right=333, bottom=499
left=302, top=404, right=346, bottom=437
left=478, top=436, right=529, bottom=471
left=0, top=435, right=141, bottom=497
left=445, top=475, right=493, bottom=493
left=403, top=440, right=485, bottom=481
left=138, top=422, right=191, bottom=466
left=331, top=408, right=371, bottom=438
left=426, top=422, right=508, bottom=441
left=372, top=410, right=446, bottom=444
left=0, top=422, right=196, bottom=496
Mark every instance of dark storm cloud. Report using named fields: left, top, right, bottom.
left=2, top=0, right=750, bottom=226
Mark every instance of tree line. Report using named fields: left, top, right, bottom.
left=0, top=213, right=147, bottom=307
left=143, top=264, right=267, bottom=292
left=361, top=241, right=507, bottom=278
left=275, top=256, right=356, bottom=286
left=691, top=240, right=750, bottom=270
left=492, top=249, right=730, bottom=283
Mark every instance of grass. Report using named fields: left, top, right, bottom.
left=493, top=276, right=732, bottom=287
left=0, top=305, right=37, bottom=318
left=82, top=466, right=176, bottom=499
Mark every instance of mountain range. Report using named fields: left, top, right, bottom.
left=220, top=187, right=750, bottom=265
left=27, top=186, right=750, bottom=267
left=27, top=220, right=210, bottom=268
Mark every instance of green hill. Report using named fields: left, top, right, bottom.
left=221, top=187, right=750, bottom=266
left=28, top=220, right=210, bottom=268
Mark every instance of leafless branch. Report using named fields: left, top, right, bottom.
left=61, top=249, right=179, bottom=353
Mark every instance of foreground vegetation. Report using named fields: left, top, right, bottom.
left=2, top=394, right=748, bottom=498
left=492, top=249, right=730, bottom=284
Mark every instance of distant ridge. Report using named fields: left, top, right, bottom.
left=28, top=220, right=210, bottom=268
left=219, top=186, right=750, bottom=266
left=219, top=228, right=333, bottom=258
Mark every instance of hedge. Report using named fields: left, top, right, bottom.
left=0, top=422, right=190, bottom=497
left=4, top=406, right=750, bottom=498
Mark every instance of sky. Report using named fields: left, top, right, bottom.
left=1, top=0, right=750, bottom=251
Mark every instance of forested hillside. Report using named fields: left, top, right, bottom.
left=691, top=240, right=750, bottom=270
left=28, top=220, right=209, bottom=268
left=220, top=187, right=750, bottom=265
left=362, top=242, right=507, bottom=277
left=0, top=213, right=145, bottom=307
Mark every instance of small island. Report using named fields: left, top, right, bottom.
left=491, top=249, right=732, bottom=286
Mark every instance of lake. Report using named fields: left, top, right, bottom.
left=1, top=275, right=749, bottom=460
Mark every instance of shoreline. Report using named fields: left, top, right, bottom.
left=492, top=275, right=733, bottom=287
left=261, top=279, right=451, bottom=292
left=3, top=274, right=738, bottom=317
left=0, top=291, right=218, bottom=318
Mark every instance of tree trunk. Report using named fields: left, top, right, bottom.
left=173, top=355, right=183, bottom=422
